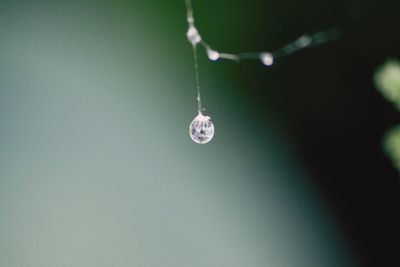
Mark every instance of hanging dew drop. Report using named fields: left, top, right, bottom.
left=189, top=113, right=214, bottom=144
left=260, top=52, right=274, bottom=66
left=207, top=48, right=220, bottom=61
left=186, top=25, right=201, bottom=45
left=185, top=0, right=215, bottom=144
left=183, top=0, right=340, bottom=145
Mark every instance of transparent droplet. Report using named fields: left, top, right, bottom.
left=207, top=48, right=220, bottom=61
left=187, top=25, right=201, bottom=45
left=189, top=113, right=214, bottom=144
left=260, top=52, right=274, bottom=66
left=295, top=35, right=312, bottom=48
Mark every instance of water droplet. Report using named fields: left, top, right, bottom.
left=187, top=25, right=201, bottom=45
left=260, top=52, right=274, bottom=66
left=189, top=113, right=214, bottom=144
left=295, top=35, right=312, bottom=48
left=207, top=48, right=220, bottom=61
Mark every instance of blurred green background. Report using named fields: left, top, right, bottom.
left=0, top=1, right=399, bottom=267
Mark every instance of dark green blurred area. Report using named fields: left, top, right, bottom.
left=192, top=1, right=400, bottom=266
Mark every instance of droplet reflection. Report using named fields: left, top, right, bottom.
left=189, top=113, right=214, bottom=144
